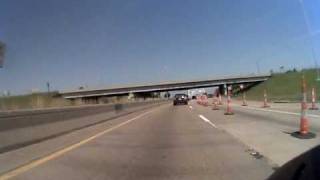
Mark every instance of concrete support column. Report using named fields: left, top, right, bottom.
left=128, top=92, right=135, bottom=100
left=218, top=84, right=226, bottom=96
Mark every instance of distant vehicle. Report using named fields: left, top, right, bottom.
left=173, top=94, right=188, bottom=106
left=207, top=94, right=214, bottom=98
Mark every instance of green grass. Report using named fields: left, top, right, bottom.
left=244, top=69, right=320, bottom=102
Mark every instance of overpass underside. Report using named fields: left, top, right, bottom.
left=64, top=80, right=265, bottom=105
left=69, top=92, right=161, bottom=105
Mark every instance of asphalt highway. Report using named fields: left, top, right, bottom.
left=0, top=102, right=274, bottom=180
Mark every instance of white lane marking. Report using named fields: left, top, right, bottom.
left=234, top=104, right=320, bottom=118
left=189, top=106, right=193, bottom=109
left=0, top=108, right=159, bottom=180
left=199, top=115, right=217, bottom=128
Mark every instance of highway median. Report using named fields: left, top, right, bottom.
left=0, top=100, right=168, bottom=154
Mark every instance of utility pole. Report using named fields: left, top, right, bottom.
left=46, top=82, right=50, bottom=94
left=256, top=59, right=262, bottom=74
left=0, top=41, right=5, bottom=110
left=256, top=60, right=261, bottom=74
left=0, top=41, right=5, bottom=68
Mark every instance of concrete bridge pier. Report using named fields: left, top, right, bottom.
left=218, top=84, right=227, bottom=96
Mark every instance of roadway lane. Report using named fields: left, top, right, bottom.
left=190, top=99, right=320, bottom=166
left=0, top=101, right=165, bottom=154
left=6, top=104, right=273, bottom=180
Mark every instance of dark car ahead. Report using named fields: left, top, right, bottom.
left=173, top=94, right=188, bottom=106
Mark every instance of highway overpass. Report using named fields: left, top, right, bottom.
left=60, top=74, right=271, bottom=101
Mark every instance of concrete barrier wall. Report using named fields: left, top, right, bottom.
left=0, top=100, right=167, bottom=154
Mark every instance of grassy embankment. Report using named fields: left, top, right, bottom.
left=244, top=69, right=320, bottom=102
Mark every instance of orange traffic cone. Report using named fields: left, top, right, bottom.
left=202, top=95, right=209, bottom=106
left=201, top=95, right=209, bottom=106
left=242, top=92, right=248, bottom=106
left=262, top=89, right=270, bottom=108
left=291, top=75, right=316, bottom=139
left=224, top=88, right=234, bottom=115
left=309, top=87, right=319, bottom=110
left=218, top=93, right=223, bottom=105
left=212, top=98, right=219, bottom=110
left=196, top=96, right=201, bottom=104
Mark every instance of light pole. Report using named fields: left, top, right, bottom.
left=256, top=60, right=261, bottom=74
left=0, top=41, right=5, bottom=68
left=299, top=0, right=320, bottom=81
left=46, top=82, right=50, bottom=94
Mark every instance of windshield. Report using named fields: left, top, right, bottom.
left=1, top=1, right=320, bottom=180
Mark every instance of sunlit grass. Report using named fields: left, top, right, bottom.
left=244, top=69, right=320, bottom=102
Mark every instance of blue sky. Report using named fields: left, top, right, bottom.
left=0, top=0, right=320, bottom=94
